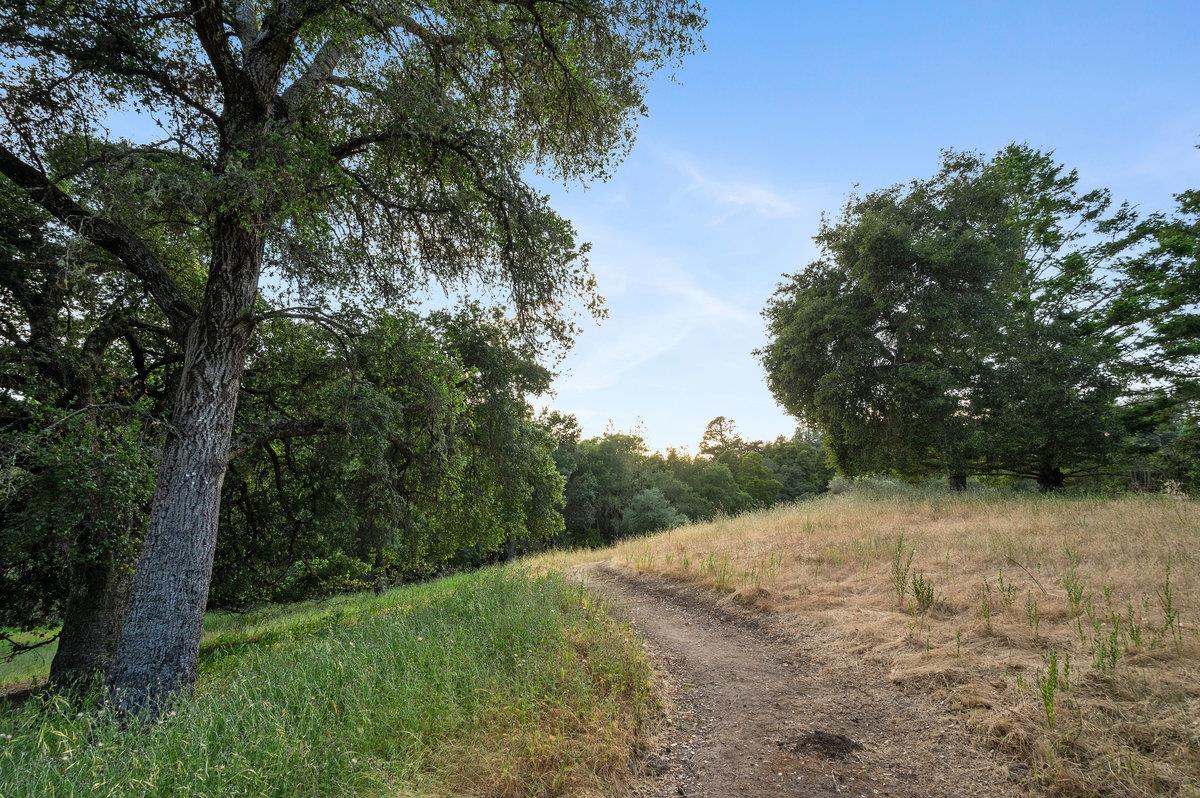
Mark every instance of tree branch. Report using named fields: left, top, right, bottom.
left=232, top=0, right=261, bottom=51
left=277, top=11, right=463, bottom=116
left=228, top=417, right=349, bottom=460
left=0, top=146, right=197, bottom=337
left=190, top=0, right=243, bottom=97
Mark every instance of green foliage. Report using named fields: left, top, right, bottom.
left=1144, top=411, right=1200, bottom=494
left=553, top=417, right=831, bottom=548
left=212, top=307, right=566, bottom=609
left=1, top=407, right=154, bottom=631
left=759, top=144, right=1200, bottom=492
left=891, top=534, right=914, bottom=607
left=0, top=0, right=707, bottom=698
left=760, top=430, right=834, bottom=500
left=760, top=151, right=1019, bottom=479
left=911, top=572, right=936, bottom=614
left=1, top=0, right=708, bottom=348
left=1036, top=650, right=1064, bottom=726
left=621, top=488, right=688, bottom=536
left=668, top=457, right=753, bottom=517
left=0, top=569, right=654, bottom=797
left=275, top=554, right=374, bottom=604
left=0, top=177, right=174, bottom=659
left=719, top=451, right=783, bottom=508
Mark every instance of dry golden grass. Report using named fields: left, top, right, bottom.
left=540, top=491, right=1200, bottom=798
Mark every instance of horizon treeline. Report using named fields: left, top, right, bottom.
left=543, top=414, right=832, bottom=547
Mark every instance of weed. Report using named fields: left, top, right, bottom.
left=1125, top=600, right=1143, bottom=650
left=997, top=567, right=1019, bottom=608
left=753, top=552, right=783, bottom=586
left=891, top=533, right=914, bottom=607
left=1063, top=570, right=1086, bottom=618
left=1092, top=613, right=1121, bottom=673
left=955, top=628, right=962, bottom=659
left=979, top=580, right=994, bottom=632
left=705, top=552, right=734, bottom=592
left=1082, top=589, right=1097, bottom=623
left=1025, top=594, right=1041, bottom=638
left=911, top=571, right=936, bottom=614
left=1157, top=562, right=1182, bottom=648
left=1037, top=651, right=1063, bottom=726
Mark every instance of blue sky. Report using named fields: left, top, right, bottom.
left=535, top=0, right=1200, bottom=452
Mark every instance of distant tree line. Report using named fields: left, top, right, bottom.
left=760, top=145, right=1199, bottom=493
left=543, top=414, right=832, bottom=547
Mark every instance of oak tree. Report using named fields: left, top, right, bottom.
left=0, top=0, right=704, bottom=712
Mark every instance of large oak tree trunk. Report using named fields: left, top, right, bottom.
left=1037, top=466, right=1066, bottom=492
left=50, top=550, right=133, bottom=688
left=109, top=220, right=262, bottom=714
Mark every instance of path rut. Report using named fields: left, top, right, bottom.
left=581, top=563, right=1022, bottom=798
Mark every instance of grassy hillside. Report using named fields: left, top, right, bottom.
left=543, top=490, right=1200, bottom=798
left=0, top=569, right=655, bottom=798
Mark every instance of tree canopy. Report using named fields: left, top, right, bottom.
left=761, top=145, right=1200, bottom=491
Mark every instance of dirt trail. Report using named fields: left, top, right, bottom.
left=581, top=563, right=1022, bottom=798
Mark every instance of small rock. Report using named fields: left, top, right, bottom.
left=645, top=753, right=670, bottom=775
left=1007, top=762, right=1031, bottom=782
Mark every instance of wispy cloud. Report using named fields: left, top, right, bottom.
left=1123, top=120, right=1200, bottom=186
left=1079, top=114, right=1200, bottom=203
left=560, top=320, right=692, bottom=392
left=664, top=151, right=807, bottom=219
left=549, top=225, right=759, bottom=394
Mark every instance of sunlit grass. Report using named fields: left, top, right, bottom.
left=0, top=630, right=58, bottom=690
left=0, top=568, right=655, bottom=797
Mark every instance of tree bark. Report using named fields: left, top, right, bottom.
left=50, top=551, right=133, bottom=689
left=947, top=471, right=967, bottom=492
left=1037, top=466, right=1066, bottom=492
left=108, top=219, right=262, bottom=714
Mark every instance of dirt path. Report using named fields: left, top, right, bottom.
left=581, top=563, right=1022, bottom=798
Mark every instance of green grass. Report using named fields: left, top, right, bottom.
left=0, top=568, right=655, bottom=797
left=0, top=629, right=58, bottom=689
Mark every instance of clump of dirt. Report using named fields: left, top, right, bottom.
left=779, top=730, right=863, bottom=759
left=730, top=584, right=779, bottom=610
